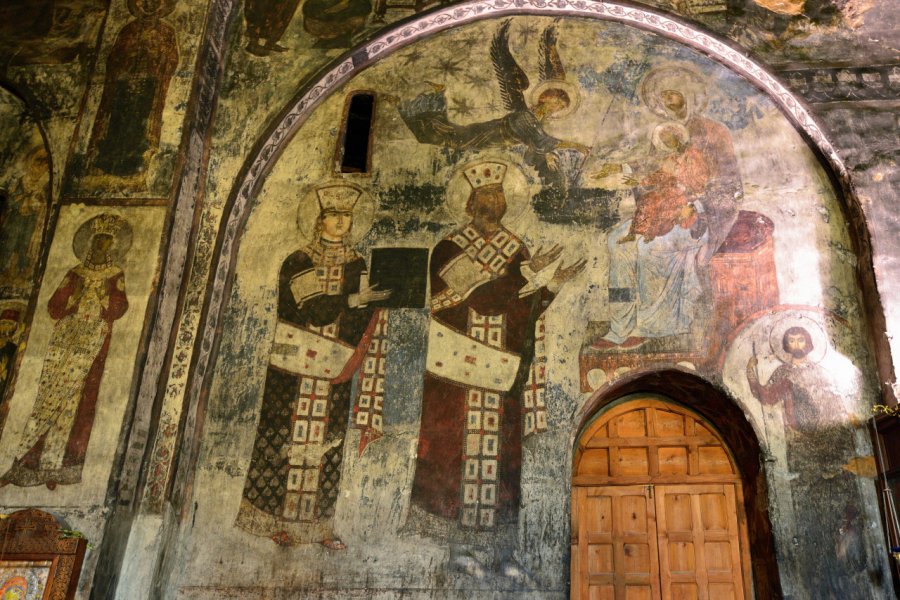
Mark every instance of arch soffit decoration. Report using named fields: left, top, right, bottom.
left=191, top=0, right=872, bottom=422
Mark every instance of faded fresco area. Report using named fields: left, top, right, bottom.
left=62, top=0, right=210, bottom=199
left=169, top=16, right=889, bottom=599
left=0, top=90, right=52, bottom=442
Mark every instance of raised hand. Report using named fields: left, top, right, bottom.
left=530, top=244, right=563, bottom=273
left=550, top=258, right=587, bottom=289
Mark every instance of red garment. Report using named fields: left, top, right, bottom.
left=631, top=146, right=708, bottom=241
left=5, top=264, right=127, bottom=487
left=410, top=225, right=553, bottom=539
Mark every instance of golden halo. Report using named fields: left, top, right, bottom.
left=639, top=64, right=709, bottom=121
left=768, top=313, right=828, bottom=365
left=295, top=181, right=376, bottom=245
left=72, top=213, right=133, bottom=264
left=444, top=156, right=539, bottom=226
left=529, top=79, right=581, bottom=120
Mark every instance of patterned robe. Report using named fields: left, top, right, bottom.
left=236, top=240, right=377, bottom=544
left=1, top=261, right=128, bottom=487
left=407, top=224, right=551, bottom=546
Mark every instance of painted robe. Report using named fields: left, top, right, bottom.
left=236, top=240, right=377, bottom=544
left=1, top=262, right=127, bottom=487
left=747, top=360, right=866, bottom=597
left=684, top=115, right=743, bottom=263
left=408, top=225, right=550, bottom=546
left=88, top=16, right=178, bottom=176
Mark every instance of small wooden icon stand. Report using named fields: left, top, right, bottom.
left=0, top=509, right=87, bottom=600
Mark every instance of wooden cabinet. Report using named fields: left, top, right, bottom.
left=572, top=399, right=752, bottom=600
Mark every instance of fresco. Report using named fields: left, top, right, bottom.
left=168, top=15, right=887, bottom=598
left=0, top=204, right=163, bottom=505
left=63, top=0, right=209, bottom=199
left=0, top=92, right=52, bottom=439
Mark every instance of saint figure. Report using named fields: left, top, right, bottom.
left=595, top=67, right=743, bottom=349
left=747, top=324, right=867, bottom=597
left=0, top=214, right=131, bottom=489
left=86, top=0, right=178, bottom=178
left=235, top=184, right=389, bottom=549
left=406, top=160, right=584, bottom=581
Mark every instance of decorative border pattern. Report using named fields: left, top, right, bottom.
left=782, top=65, right=900, bottom=104
left=142, top=0, right=853, bottom=511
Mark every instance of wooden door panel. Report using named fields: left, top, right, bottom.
left=656, top=484, right=746, bottom=600
left=573, top=401, right=752, bottom=600
left=573, top=486, right=660, bottom=600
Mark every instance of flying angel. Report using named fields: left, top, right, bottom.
left=398, top=19, right=589, bottom=183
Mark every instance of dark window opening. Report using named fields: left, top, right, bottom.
left=339, top=93, right=375, bottom=173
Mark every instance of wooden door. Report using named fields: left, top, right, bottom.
left=572, top=485, right=660, bottom=600
left=655, top=484, right=746, bottom=600
left=572, top=399, right=752, bottom=600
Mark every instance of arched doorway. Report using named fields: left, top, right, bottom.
left=572, top=396, right=752, bottom=599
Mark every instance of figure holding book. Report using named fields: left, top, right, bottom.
left=236, top=183, right=389, bottom=549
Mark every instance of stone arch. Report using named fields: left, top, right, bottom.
left=575, top=369, right=782, bottom=598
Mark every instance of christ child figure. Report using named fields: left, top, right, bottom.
left=620, top=122, right=709, bottom=244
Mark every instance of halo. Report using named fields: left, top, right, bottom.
left=768, top=313, right=828, bottom=365
left=529, top=79, right=581, bottom=120
left=127, top=0, right=177, bottom=18
left=650, top=121, right=689, bottom=152
left=639, top=64, right=709, bottom=120
left=72, top=213, right=133, bottom=264
left=444, top=156, right=539, bottom=225
left=295, top=181, right=376, bottom=245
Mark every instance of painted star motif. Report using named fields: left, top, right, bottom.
left=433, top=56, right=464, bottom=78
left=450, top=96, right=476, bottom=118
left=517, top=23, right=540, bottom=46
left=401, top=48, right=424, bottom=66
left=464, top=71, right=493, bottom=89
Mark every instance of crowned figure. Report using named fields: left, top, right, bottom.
left=1, top=214, right=131, bottom=489
left=236, top=183, right=389, bottom=549
left=406, top=160, right=584, bottom=580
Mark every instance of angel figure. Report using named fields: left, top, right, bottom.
left=398, top=19, right=589, bottom=184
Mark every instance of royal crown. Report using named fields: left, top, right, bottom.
left=91, top=214, right=120, bottom=237
left=316, top=185, right=361, bottom=213
left=463, top=161, right=507, bottom=190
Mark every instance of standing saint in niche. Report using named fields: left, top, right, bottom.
left=86, top=0, right=178, bottom=179
left=235, top=183, right=389, bottom=549
left=747, top=317, right=867, bottom=596
left=0, top=214, right=131, bottom=489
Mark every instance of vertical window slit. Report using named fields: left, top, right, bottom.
left=339, top=93, right=375, bottom=173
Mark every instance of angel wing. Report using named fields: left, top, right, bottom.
left=491, top=19, right=529, bottom=112
left=539, top=23, right=565, bottom=82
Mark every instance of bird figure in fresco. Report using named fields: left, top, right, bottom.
left=398, top=19, right=589, bottom=185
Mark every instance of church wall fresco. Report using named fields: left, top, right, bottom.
left=0, top=204, right=165, bottom=596
left=0, top=90, right=53, bottom=445
left=62, top=0, right=213, bottom=199
left=165, top=16, right=892, bottom=598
